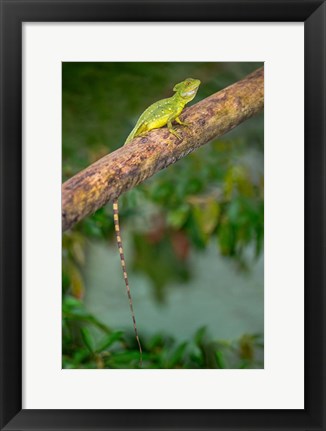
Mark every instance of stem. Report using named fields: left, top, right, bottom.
left=62, top=66, right=264, bottom=232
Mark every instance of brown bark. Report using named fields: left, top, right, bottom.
left=62, top=66, right=264, bottom=232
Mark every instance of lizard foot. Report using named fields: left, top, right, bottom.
left=175, top=117, right=191, bottom=128
left=169, top=128, right=182, bottom=141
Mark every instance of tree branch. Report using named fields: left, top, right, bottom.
left=62, top=66, right=264, bottom=232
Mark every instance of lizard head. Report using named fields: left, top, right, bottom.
left=173, top=78, right=201, bottom=102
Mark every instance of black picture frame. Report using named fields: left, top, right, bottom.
left=1, top=1, right=325, bottom=430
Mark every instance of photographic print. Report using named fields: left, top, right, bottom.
left=62, top=62, right=264, bottom=369
left=2, top=0, right=326, bottom=426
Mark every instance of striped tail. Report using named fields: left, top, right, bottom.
left=113, top=198, right=142, bottom=367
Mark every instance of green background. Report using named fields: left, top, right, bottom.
left=62, top=62, right=264, bottom=369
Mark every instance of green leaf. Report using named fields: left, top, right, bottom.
left=110, top=351, right=142, bottom=365
left=194, top=326, right=207, bottom=345
left=62, top=295, right=111, bottom=333
left=167, top=204, right=190, bottom=229
left=67, top=261, right=85, bottom=299
left=169, top=342, right=188, bottom=367
left=96, top=331, right=124, bottom=353
left=217, top=220, right=236, bottom=256
left=199, top=199, right=220, bottom=235
left=215, top=350, right=226, bottom=369
left=80, top=327, right=94, bottom=353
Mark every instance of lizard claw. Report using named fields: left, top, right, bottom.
left=171, top=129, right=182, bottom=140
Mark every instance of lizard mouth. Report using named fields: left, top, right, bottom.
left=181, top=89, right=198, bottom=97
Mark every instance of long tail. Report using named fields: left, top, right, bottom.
left=113, top=198, right=142, bottom=366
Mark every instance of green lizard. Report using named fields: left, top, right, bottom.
left=113, top=78, right=201, bottom=367
left=125, top=77, right=201, bottom=143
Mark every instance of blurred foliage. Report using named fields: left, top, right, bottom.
left=62, top=62, right=264, bottom=368
left=63, top=296, right=263, bottom=369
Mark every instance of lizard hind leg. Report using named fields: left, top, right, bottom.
left=112, top=198, right=143, bottom=367
left=167, top=118, right=182, bottom=140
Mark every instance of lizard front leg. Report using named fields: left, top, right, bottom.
left=175, top=116, right=190, bottom=127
